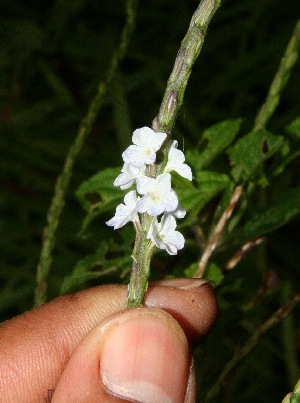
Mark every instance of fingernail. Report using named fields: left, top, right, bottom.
left=100, top=309, right=189, bottom=403
left=153, top=277, right=214, bottom=290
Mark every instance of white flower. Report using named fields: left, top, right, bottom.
left=106, top=190, right=139, bottom=229
left=172, top=204, right=186, bottom=219
left=122, top=127, right=167, bottom=168
left=114, top=163, right=146, bottom=190
left=147, top=214, right=185, bottom=255
left=164, top=140, right=192, bottom=181
left=136, top=173, right=178, bottom=216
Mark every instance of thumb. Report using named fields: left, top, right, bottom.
left=52, top=307, right=195, bottom=403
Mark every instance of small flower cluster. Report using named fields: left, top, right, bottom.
left=106, top=126, right=192, bottom=255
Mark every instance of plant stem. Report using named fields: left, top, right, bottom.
left=254, top=19, right=300, bottom=131
left=127, top=232, right=154, bottom=307
left=205, top=292, right=300, bottom=402
left=126, top=0, right=222, bottom=308
left=152, top=0, right=222, bottom=134
left=35, top=0, right=138, bottom=306
left=194, top=186, right=242, bottom=278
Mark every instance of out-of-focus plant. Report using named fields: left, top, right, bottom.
left=1, top=0, right=300, bottom=401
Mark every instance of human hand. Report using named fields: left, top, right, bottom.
left=0, top=278, right=217, bottom=402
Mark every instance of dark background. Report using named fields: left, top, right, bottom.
left=1, top=1, right=300, bottom=401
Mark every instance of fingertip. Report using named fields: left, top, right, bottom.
left=145, top=278, right=218, bottom=342
left=53, top=308, right=193, bottom=403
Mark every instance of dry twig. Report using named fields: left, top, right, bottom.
left=194, top=186, right=242, bottom=278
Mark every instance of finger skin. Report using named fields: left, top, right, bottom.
left=0, top=281, right=217, bottom=402
left=0, top=285, right=127, bottom=403
left=51, top=308, right=192, bottom=403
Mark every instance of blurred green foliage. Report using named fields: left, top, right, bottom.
left=1, top=0, right=300, bottom=401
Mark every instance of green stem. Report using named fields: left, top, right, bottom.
left=229, top=20, right=300, bottom=238
left=251, top=20, right=300, bottom=287
left=205, top=292, right=300, bottom=402
left=127, top=234, right=154, bottom=307
left=127, top=212, right=155, bottom=307
left=254, top=19, right=300, bottom=131
left=152, top=0, right=222, bottom=134
left=35, top=0, right=138, bottom=306
left=126, top=0, right=222, bottom=308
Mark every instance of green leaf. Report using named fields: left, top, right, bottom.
left=228, top=129, right=284, bottom=181
left=184, top=262, right=198, bottom=278
left=291, top=393, right=300, bottom=403
left=237, top=187, right=300, bottom=243
left=183, top=261, right=223, bottom=287
left=286, top=117, right=300, bottom=138
left=177, top=171, right=231, bottom=223
left=204, top=263, right=224, bottom=285
left=60, top=241, right=131, bottom=294
left=186, top=118, right=242, bottom=170
left=77, top=166, right=124, bottom=210
left=294, top=379, right=300, bottom=393
left=76, top=167, right=124, bottom=233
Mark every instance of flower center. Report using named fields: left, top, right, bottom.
left=149, top=192, right=161, bottom=202
left=144, top=147, right=151, bottom=156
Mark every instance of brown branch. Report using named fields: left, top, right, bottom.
left=194, top=186, right=243, bottom=278
left=225, top=237, right=265, bottom=271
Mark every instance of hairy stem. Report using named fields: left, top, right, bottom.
left=127, top=235, right=155, bottom=307
left=152, top=0, right=221, bottom=134
left=205, top=292, right=300, bottom=402
left=254, top=19, right=300, bottom=131
left=35, top=0, right=138, bottom=306
left=126, top=0, right=221, bottom=307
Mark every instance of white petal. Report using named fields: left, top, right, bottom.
left=164, top=190, right=178, bottom=212
left=151, top=131, right=167, bottom=150
left=122, top=145, right=154, bottom=167
left=147, top=217, right=160, bottom=241
left=132, top=127, right=167, bottom=150
left=122, top=163, right=141, bottom=176
left=106, top=206, right=131, bottom=229
left=132, top=127, right=153, bottom=145
left=123, top=127, right=167, bottom=167
left=164, top=231, right=185, bottom=255
left=160, top=214, right=177, bottom=235
left=172, top=205, right=186, bottom=219
left=124, top=190, right=138, bottom=206
left=135, top=197, right=147, bottom=214
left=164, top=141, right=193, bottom=181
left=174, top=163, right=193, bottom=181
left=156, top=173, right=172, bottom=193
left=114, top=164, right=146, bottom=190
left=106, top=191, right=138, bottom=229
left=136, top=176, right=155, bottom=195
left=136, top=195, right=165, bottom=216
left=169, top=141, right=185, bottom=164
left=147, top=213, right=185, bottom=255
left=114, top=173, right=134, bottom=190
left=106, top=216, right=118, bottom=228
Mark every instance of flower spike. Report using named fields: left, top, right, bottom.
left=107, top=127, right=192, bottom=259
